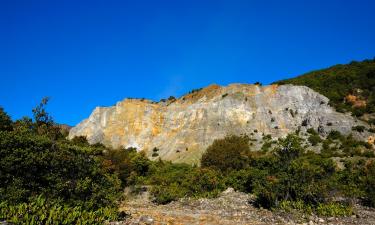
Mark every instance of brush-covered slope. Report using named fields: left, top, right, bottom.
left=275, top=58, right=375, bottom=118
left=69, top=84, right=370, bottom=164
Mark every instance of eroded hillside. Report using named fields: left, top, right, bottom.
left=69, top=84, right=372, bottom=163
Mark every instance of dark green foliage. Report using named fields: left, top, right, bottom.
left=275, top=59, right=375, bottom=116
left=352, top=125, right=366, bottom=132
left=201, top=135, right=251, bottom=172
left=145, top=162, right=224, bottom=204
left=307, top=129, right=322, bottom=146
left=32, top=97, right=54, bottom=128
left=0, top=130, right=121, bottom=209
left=168, top=96, right=176, bottom=101
left=261, top=141, right=272, bottom=152
left=102, top=148, right=150, bottom=186
left=199, top=133, right=374, bottom=216
left=70, top=135, right=90, bottom=146
left=274, top=134, right=303, bottom=163
left=308, top=134, right=322, bottom=146
left=364, top=160, right=375, bottom=206
left=368, top=118, right=375, bottom=125
left=0, top=102, right=125, bottom=224
left=188, top=88, right=203, bottom=94
left=327, top=130, right=343, bottom=140
left=0, top=107, right=12, bottom=131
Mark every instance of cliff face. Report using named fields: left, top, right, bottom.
left=69, top=84, right=370, bottom=163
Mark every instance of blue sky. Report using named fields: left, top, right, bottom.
left=1, top=0, right=375, bottom=125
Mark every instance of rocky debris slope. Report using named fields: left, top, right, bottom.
left=111, top=187, right=375, bottom=225
left=69, top=84, right=371, bottom=164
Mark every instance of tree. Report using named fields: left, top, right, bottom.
left=32, top=97, right=54, bottom=128
left=0, top=107, right=12, bottom=131
left=32, top=97, right=61, bottom=139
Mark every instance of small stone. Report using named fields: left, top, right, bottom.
left=223, top=187, right=235, bottom=194
left=139, top=215, right=154, bottom=225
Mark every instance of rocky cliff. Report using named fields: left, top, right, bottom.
left=69, top=84, right=371, bottom=163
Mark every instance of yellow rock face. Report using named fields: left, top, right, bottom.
left=69, top=84, right=368, bottom=164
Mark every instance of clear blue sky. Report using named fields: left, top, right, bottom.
left=1, top=0, right=374, bottom=125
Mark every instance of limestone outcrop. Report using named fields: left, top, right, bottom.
left=69, top=84, right=370, bottom=163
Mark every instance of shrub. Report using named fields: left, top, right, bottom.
left=364, top=160, right=375, bottom=206
left=201, top=135, right=251, bottom=172
left=327, top=130, right=343, bottom=140
left=147, top=163, right=224, bottom=204
left=150, top=183, right=186, bottom=204
left=352, top=125, right=366, bottom=133
left=316, top=202, right=353, bottom=217
left=308, top=134, right=322, bottom=146
left=279, top=200, right=312, bottom=214
left=0, top=130, right=122, bottom=209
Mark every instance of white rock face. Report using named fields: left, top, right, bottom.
left=69, top=84, right=368, bottom=163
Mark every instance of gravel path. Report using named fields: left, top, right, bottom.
left=112, top=188, right=375, bottom=225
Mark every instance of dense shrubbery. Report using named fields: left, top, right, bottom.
left=0, top=101, right=126, bottom=223
left=0, top=119, right=121, bottom=209
left=136, top=161, right=224, bottom=204
left=275, top=58, right=375, bottom=117
left=140, top=130, right=374, bottom=216
left=199, top=133, right=375, bottom=215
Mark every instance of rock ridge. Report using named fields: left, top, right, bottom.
left=69, top=84, right=370, bottom=163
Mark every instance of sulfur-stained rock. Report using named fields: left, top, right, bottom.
left=69, top=84, right=369, bottom=164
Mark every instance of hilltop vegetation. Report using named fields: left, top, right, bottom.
left=275, top=58, right=375, bottom=118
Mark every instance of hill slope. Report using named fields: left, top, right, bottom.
left=69, top=84, right=370, bottom=164
left=275, top=59, right=375, bottom=118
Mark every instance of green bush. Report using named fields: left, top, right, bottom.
left=102, top=148, right=150, bottom=186
left=201, top=135, right=251, bottom=172
left=352, top=125, right=366, bottom=133
left=308, top=134, right=322, bottom=146
left=150, top=183, right=186, bottom=204
left=364, top=160, right=375, bottom=206
left=0, top=131, right=121, bottom=209
left=316, top=202, right=353, bottom=217
left=327, top=130, right=343, bottom=140
left=279, top=200, right=312, bottom=214
left=146, top=162, right=224, bottom=204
